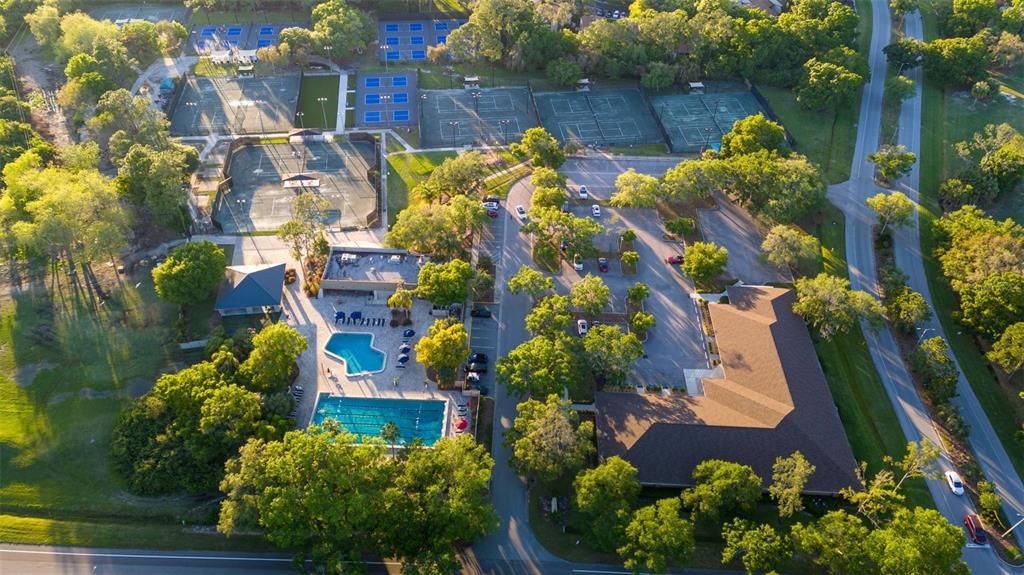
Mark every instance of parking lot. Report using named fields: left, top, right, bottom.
left=466, top=201, right=508, bottom=394
left=549, top=159, right=709, bottom=388
left=698, top=198, right=789, bottom=285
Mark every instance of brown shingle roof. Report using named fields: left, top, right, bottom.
left=595, top=285, right=859, bottom=494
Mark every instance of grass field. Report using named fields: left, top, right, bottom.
left=0, top=263, right=284, bottom=548
left=297, top=74, right=341, bottom=131
left=813, top=204, right=933, bottom=508
left=386, top=151, right=456, bottom=226
left=757, top=86, right=859, bottom=184
left=912, top=5, right=1024, bottom=484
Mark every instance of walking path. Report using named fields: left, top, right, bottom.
left=827, top=0, right=1024, bottom=570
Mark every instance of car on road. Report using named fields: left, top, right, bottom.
left=945, top=470, right=965, bottom=495
left=465, top=362, right=487, bottom=374
left=515, top=205, right=528, bottom=221
left=665, top=254, right=684, bottom=264
left=470, top=352, right=489, bottom=363
left=470, top=306, right=492, bottom=318
left=591, top=205, right=601, bottom=217
left=573, top=255, right=584, bottom=271
left=598, top=257, right=609, bottom=272
left=578, top=185, right=589, bottom=199
left=577, top=319, right=589, bottom=336
left=964, top=514, right=988, bottom=545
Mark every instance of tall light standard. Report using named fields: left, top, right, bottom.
left=1001, top=513, right=1024, bottom=539
left=295, top=112, right=306, bottom=172
left=471, top=90, right=481, bottom=114
left=702, top=126, right=713, bottom=153
left=254, top=99, right=267, bottom=134
left=420, top=92, right=428, bottom=125
left=916, top=327, right=934, bottom=344
left=324, top=44, right=333, bottom=63
left=380, top=94, right=392, bottom=129
left=317, top=96, right=329, bottom=129
left=499, top=119, right=511, bottom=145
left=381, top=44, right=391, bottom=73
left=449, top=120, right=459, bottom=148
left=185, top=101, right=199, bottom=133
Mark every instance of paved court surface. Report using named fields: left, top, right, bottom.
left=534, top=88, right=664, bottom=147
left=420, top=88, right=538, bottom=147
left=354, top=72, right=417, bottom=127
left=170, top=74, right=300, bottom=136
left=649, top=91, right=766, bottom=153
left=214, top=140, right=377, bottom=233
left=377, top=18, right=465, bottom=62
left=89, top=4, right=187, bottom=23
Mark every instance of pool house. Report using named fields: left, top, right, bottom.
left=319, top=246, right=422, bottom=300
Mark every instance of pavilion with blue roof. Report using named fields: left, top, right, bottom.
left=215, top=263, right=286, bottom=317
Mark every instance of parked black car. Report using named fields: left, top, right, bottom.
left=465, top=362, right=488, bottom=373
left=470, top=352, right=489, bottom=363
left=470, top=307, right=492, bottom=318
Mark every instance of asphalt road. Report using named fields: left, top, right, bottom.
left=827, top=0, right=1024, bottom=572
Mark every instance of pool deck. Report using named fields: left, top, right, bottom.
left=238, top=235, right=467, bottom=440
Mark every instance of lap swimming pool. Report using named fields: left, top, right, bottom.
left=312, top=394, right=446, bottom=446
left=324, top=332, right=386, bottom=375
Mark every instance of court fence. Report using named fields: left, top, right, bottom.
left=639, top=86, right=673, bottom=150
left=525, top=80, right=543, bottom=127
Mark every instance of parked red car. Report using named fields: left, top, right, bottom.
left=665, top=255, right=684, bottom=264
left=964, top=514, right=988, bottom=545
left=598, top=258, right=609, bottom=272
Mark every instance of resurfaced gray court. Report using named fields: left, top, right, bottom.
left=534, top=88, right=664, bottom=147
left=419, top=88, right=538, bottom=148
left=649, top=91, right=767, bottom=153
left=170, top=75, right=300, bottom=136
left=214, top=140, right=377, bottom=233
left=89, top=4, right=188, bottom=22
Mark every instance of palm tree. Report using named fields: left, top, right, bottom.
left=387, top=282, right=414, bottom=321
left=381, top=421, right=400, bottom=457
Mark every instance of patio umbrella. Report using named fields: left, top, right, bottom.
left=403, top=329, right=415, bottom=338
left=399, top=344, right=412, bottom=353
left=397, top=354, right=410, bottom=363
left=455, top=418, right=469, bottom=431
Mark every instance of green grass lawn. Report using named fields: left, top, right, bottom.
left=757, top=86, right=859, bottom=184
left=0, top=265, right=284, bottom=548
left=374, top=0, right=469, bottom=15
left=606, top=143, right=671, bottom=156
left=297, top=74, right=341, bottom=131
left=475, top=397, right=494, bottom=453
left=911, top=4, right=1024, bottom=483
left=386, top=151, right=456, bottom=226
left=814, top=204, right=933, bottom=509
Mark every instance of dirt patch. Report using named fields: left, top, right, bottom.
left=12, top=360, right=58, bottom=387
left=9, top=33, right=71, bottom=147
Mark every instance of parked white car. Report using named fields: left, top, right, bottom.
left=578, top=185, right=589, bottom=199
left=591, top=205, right=602, bottom=217
left=573, top=255, right=584, bottom=271
left=577, top=319, right=589, bottom=336
left=515, top=205, right=528, bottom=222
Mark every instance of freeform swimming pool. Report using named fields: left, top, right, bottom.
left=324, top=332, right=386, bottom=375
left=311, top=394, right=446, bottom=446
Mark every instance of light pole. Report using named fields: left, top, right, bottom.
left=449, top=120, right=459, bottom=147
left=1001, top=513, right=1024, bottom=539
left=499, top=119, right=511, bottom=145
left=380, top=94, right=392, bottom=129
left=317, top=96, right=329, bottom=129
left=472, top=90, right=481, bottom=114
left=420, top=93, right=427, bottom=125
left=324, top=44, right=333, bottom=62
left=916, top=327, right=934, bottom=345
left=381, top=44, right=391, bottom=73
left=255, top=99, right=267, bottom=134
left=185, top=101, right=199, bottom=133
left=295, top=112, right=306, bottom=172
left=702, top=126, right=712, bottom=153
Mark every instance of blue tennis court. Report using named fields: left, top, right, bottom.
left=354, top=72, right=418, bottom=127
left=377, top=19, right=464, bottom=62
left=200, top=27, right=215, bottom=36
left=227, top=26, right=242, bottom=36
left=259, top=26, right=274, bottom=35
left=257, top=39, right=271, bottom=48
